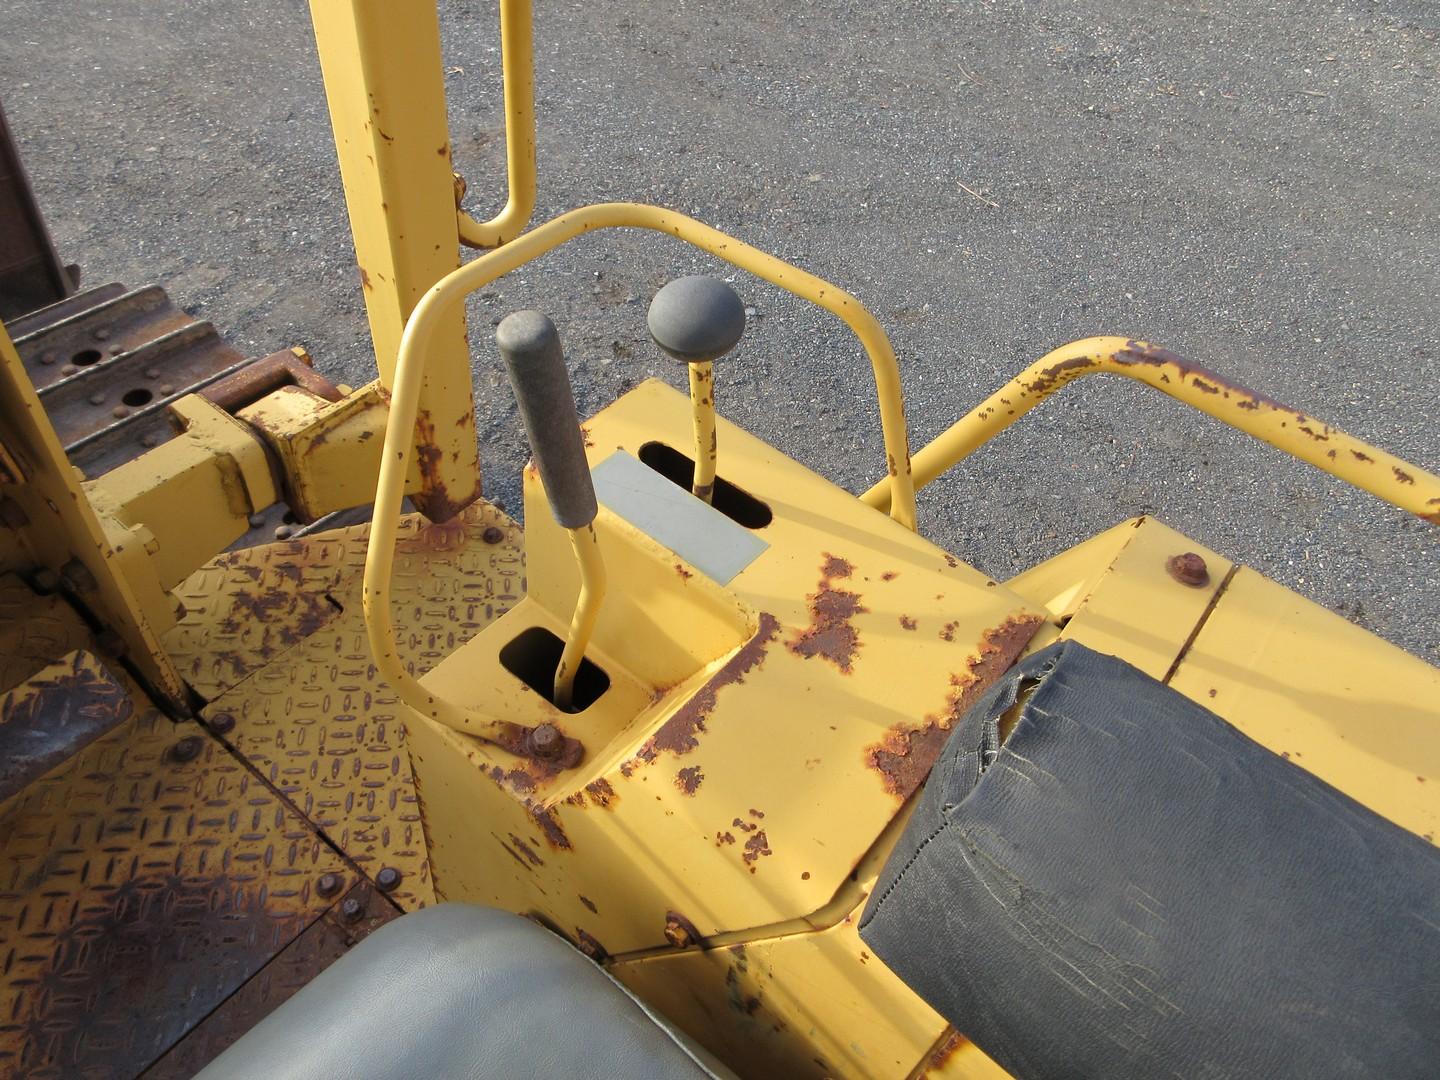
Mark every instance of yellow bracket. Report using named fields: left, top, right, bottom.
left=364, top=201, right=918, bottom=743
left=862, top=335, right=1440, bottom=525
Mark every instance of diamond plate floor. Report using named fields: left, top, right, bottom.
left=1, top=499, right=523, bottom=1076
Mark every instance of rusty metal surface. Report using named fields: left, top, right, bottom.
left=0, top=681, right=349, bottom=1078
left=41, top=321, right=248, bottom=452
left=0, top=100, right=71, bottom=322
left=169, top=500, right=524, bottom=911
left=0, top=283, right=126, bottom=341
left=0, top=573, right=93, bottom=695
left=200, top=347, right=342, bottom=414
left=0, top=650, right=134, bottom=802
left=141, top=882, right=400, bottom=1079
left=11, top=285, right=196, bottom=392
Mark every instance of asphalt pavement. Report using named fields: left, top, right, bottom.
left=2, top=0, right=1436, bottom=658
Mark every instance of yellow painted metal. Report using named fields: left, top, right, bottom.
left=554, top=523, right=605, bottom=710
left=86, top=394, right=277, bottom=592
left=365, top=202, right=919, bottom=741
left=454, top=0, right=537, bottom=249
left=1169, top=568, right=1440, bottom=842
left=235, top=379, right=416, bottom=521
left=862, top=336, right=1440, bottom=525
left=309, top=0, right=480, bottom=522
left=0, top=572, right=92, bottom=694
left=407, top=379, right=1039, bottom=972
left=164, top=499, right=525, bottom=912
left=688, top=360, right=718, bottom=502
left=1008, top=517, right=1234, bottom=681
left=0, top=322, right=184, bottom=702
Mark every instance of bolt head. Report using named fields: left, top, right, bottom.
left=340, top=896, right=365, bottom=923
left=209, top=712, right=236, bottom=735
left=482, top=525, right=505, bottom=545
left=170, top=735, right=204, bottom=763
left=531, top=723, right=564, bottom=759
left=374, top=866, right=401, bottom=892
left=316, top=872, right=343, bottom=898
left=1166, top=552, right=1210, bottom=588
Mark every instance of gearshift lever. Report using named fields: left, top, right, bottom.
left=496, top=311, right=605, bottom=712
left=647, top=276, right=746, bottom=504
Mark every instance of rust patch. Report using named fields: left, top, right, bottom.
left=580, top=895, right=598, bottom=914
left=358, top=266, right=372, bottom=290
left=742, top=830, right=773, bottom=872
left=1026, top=354, right=1097, bottom=395
left=585, top=777, right=618, bottom=808
left=575, top=928, right=609, bottom=962
left=529, top=804, right=571, bottom=850
left=939, top=621, right=958, bottom=642
left=1350, top=449, right=1375, bottom=464
left=508, top=834, right=545, bottom=867
left=918, top=1029, right=967, bottom=1075
left=410, top=411, right=470, bottom=524
left=1394, top=466, right=1415, bottom=485
left=715, top=831, right=736, bottom=845
left=630, top=614, right=781, bottom=766
left=676, top=765, right=704, bottom=795
left=674, top=562, right=693, bottom=581
left=789, top=555, right=867, bottom=673
left=899, top=615, right=918, bottom=631
left=880, top=570, right=899, bottom=581
left=865, top=614, right=1043, bottom=801
left=664, top=910, right=705, bottom=948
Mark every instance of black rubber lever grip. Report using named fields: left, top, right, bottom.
left=496, top=311, right=598, bottom=529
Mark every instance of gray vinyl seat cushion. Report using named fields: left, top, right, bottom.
left=196, top=903, right=735, bottom=1080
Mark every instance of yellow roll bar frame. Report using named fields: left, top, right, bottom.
left=862, top=336, right=1440, bottom=524
left=364, top=201, right=918, bottom=741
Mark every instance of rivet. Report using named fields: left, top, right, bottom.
left=170, top=735, right=204, bottom=763
left=340, top=896, right=364, bottom=923
left=375, top=866, right=401, bottom=892
left=482, top=525, right=505, bottom=545
left=316, top=872, right=343, bottom=898
left=209, top=712, right=236, bottom=735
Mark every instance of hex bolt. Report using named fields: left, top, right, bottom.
left=209, top=712, right=237, bottom=735
left=0, top=497, right=29, bottom=530
left=482, top=525, right=506, bottom=545
left=374, top=866, right=402, bottom=892
left=316, top=872, right=343, bottom=899
left=664, top=914, right=697, bottom=949
left=1166, top=552, right=1210, bottom=588
left=170, top=735, right=204, bottom=763
left=531, top=722, right=564, bottom=760
left=340, top=896, right=365, bottom=924
left=60, top=559, right=98, bottom=592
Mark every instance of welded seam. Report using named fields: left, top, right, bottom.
left=1162, top=564, right=1240, bottom=685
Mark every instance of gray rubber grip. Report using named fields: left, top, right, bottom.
left=496, top=311, right=597, bottom=529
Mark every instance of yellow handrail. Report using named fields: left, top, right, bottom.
left=862, top=336, right=1440, bottom=525
left=365, top=201, right=917, bottom=740
left=456, top=0, right=536, bottom=248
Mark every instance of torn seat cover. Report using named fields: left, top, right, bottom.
left=859, top=640, right=1440, bottom=1079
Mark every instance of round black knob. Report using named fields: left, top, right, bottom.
left=647, top=276, right=746, bottom=364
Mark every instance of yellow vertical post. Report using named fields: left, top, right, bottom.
left=309, top=0, right=481, bottom=520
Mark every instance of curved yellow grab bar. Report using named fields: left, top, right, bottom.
left=365, top=201, right=917, bottom=740
left=456, top=0, right=536, bottom=249
left=862, top=335, right=1440, bottom=525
